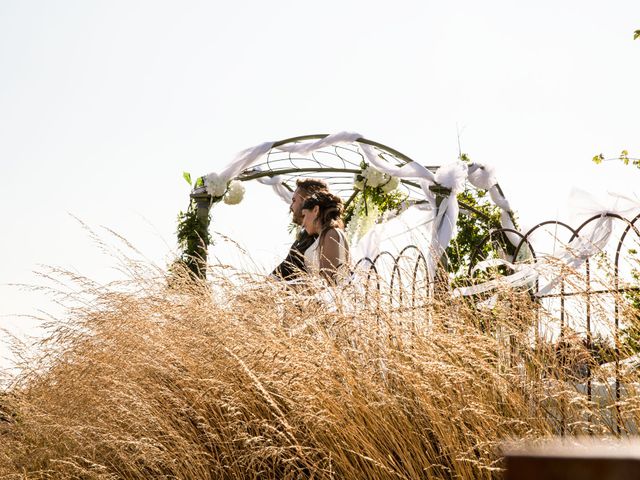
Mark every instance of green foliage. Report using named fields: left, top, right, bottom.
left=589, top=333, right=618, bottom=365
left=634, top=29, right=640, bottom=40
left=592, top=151, right=640, bottom=169
left=176, top=172, right=215, bottom=278
left=366, top=184, right=406, bottom=212
left=446, top=188, right=504, bottom=279
left=446, top=154, right=519, bottom=285
left=176, top=198, right=212, bottom=278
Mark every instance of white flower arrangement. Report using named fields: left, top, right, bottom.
left=223, top=180, right=245, bottom=205
left=355, top=165, right=400, bottom=193
left=205, top=173, right=228, bottom=198
left=361, top=165, right=389, bottom=188
left=380, top=176, right=400, bottom=194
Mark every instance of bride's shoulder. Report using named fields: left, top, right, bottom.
left=322, top=228, right=347, bottom=244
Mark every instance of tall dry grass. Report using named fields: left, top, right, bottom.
left=1, top=253, right=639, bottom=479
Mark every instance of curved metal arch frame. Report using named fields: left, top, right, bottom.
left=237, top=133, right=504, bottom=225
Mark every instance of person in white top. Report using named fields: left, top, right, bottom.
left=300, top=191, right=350, bottom=283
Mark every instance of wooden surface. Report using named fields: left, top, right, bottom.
left=504, top=438, right=640, bottom=480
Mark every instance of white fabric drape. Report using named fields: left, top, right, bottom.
left=209, top=132, right=364, bottom=200
left=568, top=188, right=640, bottom=225
left=453, top=213, right=615, bottom=298
left=453, top=259, right=539, bottom=297
left=352, top=204, right=436, bottom=263
left=255, top=175, right=294, bottom=203
left=535, top=215, right=613, bottom=297
left=277, top=131, right=362, bottom=154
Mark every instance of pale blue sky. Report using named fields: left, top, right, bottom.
left=1, top=0, right=639, bottom=363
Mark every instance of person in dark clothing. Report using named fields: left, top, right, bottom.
left=272, top=178, right=329, bottom=280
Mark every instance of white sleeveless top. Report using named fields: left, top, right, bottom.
left=304, top=229, right=349, bottom=275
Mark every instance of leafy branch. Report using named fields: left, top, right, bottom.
left=592, top=150, right=640, bottom=169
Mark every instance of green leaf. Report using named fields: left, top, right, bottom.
left=195, top=176, right=204, bottom=188
left=183, top=171, right=192, bottom=186
left=592, top=154, right=604, bottom=164
left=634, top=29, right=640, bottom=40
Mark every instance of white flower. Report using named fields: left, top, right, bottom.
left=205, top=173, right=228, bottom=197
left=345, top=196, right=380, bottom=244
left=223, top=180, right=245, bottom=205
left=362, top=165, right=388, bottom=188
left=354, top=175, right=365, bottom=190
left=381, top=176, right=400, bottom=194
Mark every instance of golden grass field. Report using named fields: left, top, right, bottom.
left=1, top=254, right=639, bottom=479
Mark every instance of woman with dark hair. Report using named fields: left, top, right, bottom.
left=271, top=178, right=329, bottom=280
left=300, top=191, right=350, bottom=282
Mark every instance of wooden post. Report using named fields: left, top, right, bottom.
left=189, top=186, right=212, bottom=279
left=504, top=439, right=640, bottom=480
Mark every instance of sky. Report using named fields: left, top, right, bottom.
left=1, top=0, right=639, bottom=365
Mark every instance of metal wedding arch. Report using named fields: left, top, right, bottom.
left=188, top=132, right=519, bottom=296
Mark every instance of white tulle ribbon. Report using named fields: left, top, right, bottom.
left=207, top=132, right=364, bottom=197
left=360, top=143, right=437, bottom=204
left=453, top=263, right=539, bottom=297
left=426, top=161, right=467, bottom=275
left=470, top=258, right=516, bottom=275
left=255, top=175, right=293, bottom=204
left=352, top=204, right=436, bottom=262
left=535, top=215, right=613, bottom=297
left=217, top=141, right=274, bottom=184
left=435, top=161, right=467, bottom=193
left=452, top=214, right=614, bottom=298
left=568, top=188, right=640, bottom=225
left=276, top=131, right=362, bottom=154
left=467, top=163, right=497, bottom=190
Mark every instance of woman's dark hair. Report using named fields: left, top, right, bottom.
left=302, top=191, right=344, bottom=233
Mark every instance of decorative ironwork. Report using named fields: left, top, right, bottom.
left=348, top=212, right=640, bottom=434
left=238, top=134, right=436, bottom=206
